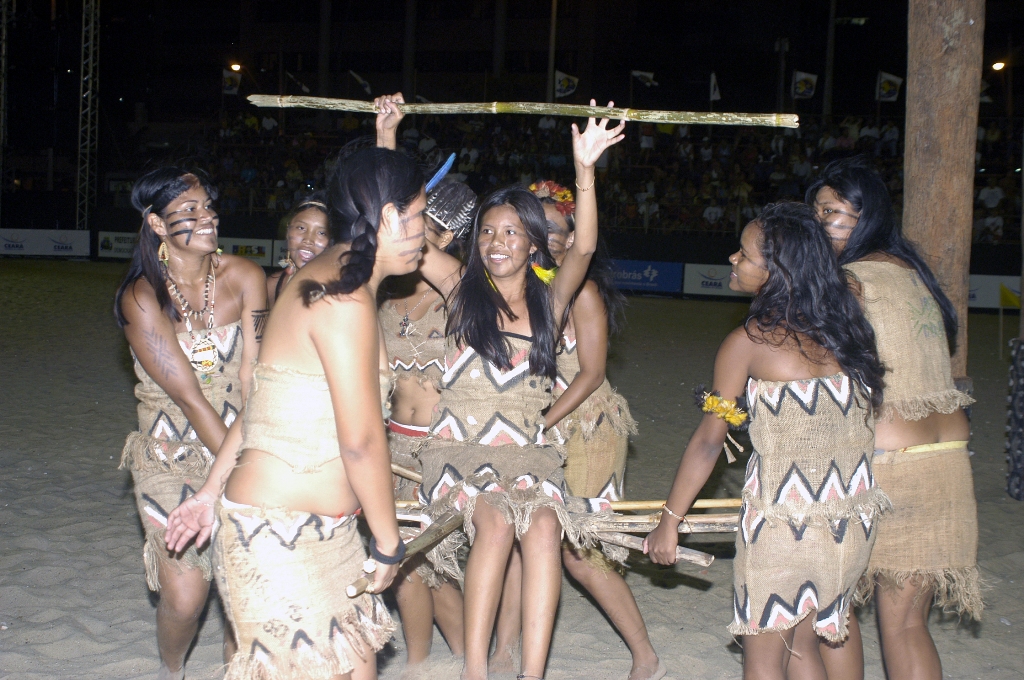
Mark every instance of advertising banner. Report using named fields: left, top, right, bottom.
left=611, top=259, right=682, bottom=293
left=0, top=229, right=91, bottom=257
left=968, top=275, right=1021, bottom=309
left=683, top=263, right=752, bottom=298
left=217, top=238, right=273, bottom=267
left=98, top=231, right=139, bottom=259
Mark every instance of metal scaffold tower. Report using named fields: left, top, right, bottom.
left=0, top=0, right=12, bottom=228
left=76, top=0, right=99, bottom=230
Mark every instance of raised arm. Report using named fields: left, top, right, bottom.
left=644, top=326, right=754, bottom=565
left=544, top=281, right=607, bottom=429
left=121, top=280, right=229, bottom=453
left=315, top=293, right=402, bottom=592
left=375, top=93, right=405, bottom=151
left=419, top=239, right=464, bottom=301
left=551, top=101, right=626, bottom=321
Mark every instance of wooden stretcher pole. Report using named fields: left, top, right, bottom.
left=247, top=94, right=799, bottom=128
left=597, top=531, right=714, bottom=568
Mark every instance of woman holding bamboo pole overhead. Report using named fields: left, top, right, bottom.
left=407, top=96, right=625, bottom=680
left=490, top=180, right=662, bottom=680
left=373, top=93, right=473, bottom=666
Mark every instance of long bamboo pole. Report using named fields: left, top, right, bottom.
left=597, top=531, right=714, bottom=568
left=247, top=95, right=799, bottom=128
left=393, top=497, right=740, bottom=511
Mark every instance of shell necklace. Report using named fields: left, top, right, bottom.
left=167, top=267, right=220, bottom=374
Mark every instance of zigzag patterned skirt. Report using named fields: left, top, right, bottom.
left=120, top=432, right=214, bottom=591
left=730, top=374, right=890, bottom=643
left=213, top=498, right=395, bottom=679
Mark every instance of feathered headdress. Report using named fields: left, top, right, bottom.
left=529, top=180, right=575, bottom=217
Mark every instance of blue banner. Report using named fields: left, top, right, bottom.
left=610, top=259, right=683, bottom=293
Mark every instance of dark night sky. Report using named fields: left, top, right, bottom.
left=6, top=0, right=1022, bottom=161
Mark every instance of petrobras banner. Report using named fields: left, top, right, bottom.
left=683, top=263, right=752, bottom=298
left=610, top=259, right=682, bottom=293
left=217, top=238, right=273, bottom=267
left=969, top=275, right=1021, bottom=309
left=98, top=231, right=139, bottom=259
left=0, top=229, right=90, bottom=257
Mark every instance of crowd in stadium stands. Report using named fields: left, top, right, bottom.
left=165, top=109, right=1021, bottom=243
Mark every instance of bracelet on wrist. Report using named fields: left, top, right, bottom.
left=575, top=177, right=596, bottom=192
left=369, top=536, right=407, bottom=565
left=662, top=505, right=686, bottom=521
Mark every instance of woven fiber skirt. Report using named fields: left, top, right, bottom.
left=120, top=431, right=214, bottom=591
left=858, top=441, right=982, bottom=619
left=214, top=498, right=395, bottom=679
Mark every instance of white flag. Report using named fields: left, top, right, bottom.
left=631, top=70, right=659, bottom=87
left=554, top=70, right=579, bottom=98
left=791, top=71, right=818, bottom=99
left=876, top=71, right=903, bottom=102
left=222, top=69, right=241, bottom=96
left=709, top=72, right=721, bottom=101
left=349, top=70, right=372, bottom=96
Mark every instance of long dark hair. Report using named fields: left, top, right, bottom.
left=536, top=195, right=627, bottom=336
left=285, top=190, right=331, bottom=232
left=446, top=186, right=559, bottom=379
left=114, top=168, right=219, bottom=327
left=746, top=202, right=885, bottom=409
left=805, top=155, right=958, bottom=353
left=299, top=147, right=423, bottom=304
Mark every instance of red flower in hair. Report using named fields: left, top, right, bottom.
left=529, top=180, right=575, bottom=217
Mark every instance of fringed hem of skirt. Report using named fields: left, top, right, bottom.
left=120, top=431, right=213, bottom=478
left=745, top=487, right=892, bottom=527
left=854, top=567, right=983, bottom=620
left=558, top=389, right=639, bottom=441
left=426, top=481, right=613, bottom=556
left=421, top=530, right=466, bottom=588
left=224, top=597, right=395, bottom=680
left=142, top=534, right=212, bottom=592
left=877, top=391, right=975, bottom=423
left=727, top=608, right=850, bottom=644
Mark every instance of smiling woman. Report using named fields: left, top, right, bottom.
left=266, top=192, right=331, bottom=306
left=113, top=167, right=267, bottom=680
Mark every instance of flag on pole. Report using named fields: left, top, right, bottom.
left=791, top=71, right=818, bottom=99
left=349, top=70, right=372, bottom=96
left=875, top=72, right=903, bottom=102
left=284, top=71, right=311, bottom=93
left=631, top=70, right=659, bottom=87
left=554, top=71, right=579, bottom=98
left=223, top=69, right=241, bottom=96
left=709, top=72, right=721, bottom=101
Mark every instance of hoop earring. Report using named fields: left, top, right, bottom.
left=158, top=241, right=169, bottom=266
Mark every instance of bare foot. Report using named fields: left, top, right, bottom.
left=488, top=642, right=518, bottom=674
left=156, top=664, right=185, bottom=680
left=627, top=658, right=666, bottom=680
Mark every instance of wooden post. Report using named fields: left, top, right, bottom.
left=901, top=0, right=985, bottom=379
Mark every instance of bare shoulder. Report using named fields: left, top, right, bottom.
left=217, top=254, right=266, bottom=287
left=858, top=252, right=912, bottom=269
left=120, top=276, right=163, bottom=324
left=573, top=280, right=605, bottom=313
left=721, top=325, right=757, bottom=353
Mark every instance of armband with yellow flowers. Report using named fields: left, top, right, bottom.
left=694, top=386, right=748, bottom=463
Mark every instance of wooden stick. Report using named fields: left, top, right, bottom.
left=595, top=513, right=738, bottom=534
left=596, top=531, right=714, bottom=568
left=393, top=498, right=741, bottom=511
left=392, top=462, right=422, bottom=483
left=347, top=511, right=464, bottom=598
left=247, top=95, right=799, bottom=129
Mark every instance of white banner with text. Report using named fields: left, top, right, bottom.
left=0, top=229, right=91, bottom=257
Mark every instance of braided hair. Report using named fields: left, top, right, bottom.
left=299, top=147, right=424, bottom=305
left=114, top=168, right=218, bottom=327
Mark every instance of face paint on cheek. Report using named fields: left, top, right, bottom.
left=169, top=226, right=195, bottom=245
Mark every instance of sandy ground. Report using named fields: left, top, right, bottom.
left=1, top=259, right=1021, bottom=680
